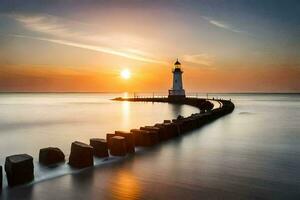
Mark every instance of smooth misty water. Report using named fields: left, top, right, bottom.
left=1, top=93, right=300, bottom=200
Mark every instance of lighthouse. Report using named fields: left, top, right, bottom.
left=168, top=59, right=186, bottom=100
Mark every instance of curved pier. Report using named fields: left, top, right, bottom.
left=114, top=97, right=234, bottom=124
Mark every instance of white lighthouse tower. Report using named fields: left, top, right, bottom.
left=168, top=59, right=186, bottom=100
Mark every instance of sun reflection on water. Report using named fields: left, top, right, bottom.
left=121, top=101, right=130, bottom=130
left=111, top=170, right=141, bottom=200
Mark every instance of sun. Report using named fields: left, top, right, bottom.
left=121, top=69, right=131, bottom=79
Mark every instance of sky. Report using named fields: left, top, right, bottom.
left=0, top=0, right=299, bottom=93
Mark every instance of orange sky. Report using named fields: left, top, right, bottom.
left=0, top=0, right=299, bottom=93
left=1, top=64, right=299, bottom=93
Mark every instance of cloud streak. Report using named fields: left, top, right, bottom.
left=203, top=17, right=245, bottom=33
left=6, top=33, right=166, bottom=64
left=183, top=53, right=214, bottom=66
left=9, top=14, right=166, bottom=64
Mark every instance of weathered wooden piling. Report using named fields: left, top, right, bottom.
left=90, top=138, right=109, bottom=157
left=141, top=126, right=162, bottom=141
left=171, top=120, right=184, bottom=135
left=147, top=130, right=160, bottom=145
left=139, top=130, right=153, bottom=147
left=131, top=129, right=152, bottom=147
left=138, top=128, right=159, bottom=146
left=110, top=136, right=127, bottom=156
left=154, top=123, right=169, bottom=140
left=5, top=154, right=34, bottom=187
left=39, top=147, right=65, bottom=165
left=0, top=166, right=2, bottom=192
left=130, top=129, right=142, bottom=146
left=69, top=141, right=94, bottom=168
left=106, top=133, right=115, bottom=149
left=115, top=131, right=135, bottom=153
left=164, top=123, right=179, bottom=138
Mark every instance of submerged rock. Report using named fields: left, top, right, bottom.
left=69, top=141, right=94, bottom=168
left=110, top=136, right=127, bottom=156
left=89, top=138, right=109, bottom=157
left=5, top=154, right=34, bottom=187
left=39, top=147, right=65, bottom=165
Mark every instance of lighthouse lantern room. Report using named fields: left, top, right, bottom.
left=168, top=59, right=186, bottom=100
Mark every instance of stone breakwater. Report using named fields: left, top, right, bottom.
left=0, top=97, right=234, bottom=191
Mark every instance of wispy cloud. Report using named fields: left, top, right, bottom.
left=6, top=33, right=166, bottom=64
left=9, top=14, right=166, bottom=64
left=203, top=16, right=245, bottom=33
left=183, top=53, right=214, bottom=66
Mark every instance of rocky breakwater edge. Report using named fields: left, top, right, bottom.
left=0, top=97, right=234, bottom=193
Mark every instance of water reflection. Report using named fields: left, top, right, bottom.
left=171, top=104, right=183, bottom=117
left=122, top=92, right=129, bottom=99
left=121, top=101, right=130, bottom=130
left=110, top=170, right=141, bottom=200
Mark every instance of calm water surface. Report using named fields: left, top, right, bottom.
left=1, top=93, right=300, bottom=200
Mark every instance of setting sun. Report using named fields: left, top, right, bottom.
left=121, top=69, right=131, bottom=79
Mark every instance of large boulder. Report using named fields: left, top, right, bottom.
left=69, top=141, right=94, bottom=168
left=39, top=147, right=65, bottom=165
left=89, top=138, right=109, bottom=157
left=115, top=131, right=135, bottom=153
left=110, top=136, right=127, bottom=156
left=5, top=154, right=34, bottom=187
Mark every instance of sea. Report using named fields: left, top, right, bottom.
left=0, top=93, right=299, bottom=200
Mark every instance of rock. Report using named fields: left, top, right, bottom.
left=110, top=136, right=127, bottom=156
left=89, top=138, right=109, bottom=157
left=106, top=133, right=115, bottom=149
left=5, top=154, right=34, bottom=187
left=39, top=147, right=65, bottom=165
left=115, top=131, right=135, bottom=153
left=69, top=141, right=94, bottom=168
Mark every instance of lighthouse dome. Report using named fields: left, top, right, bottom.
left=174, top=59, right=181, bottom=65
